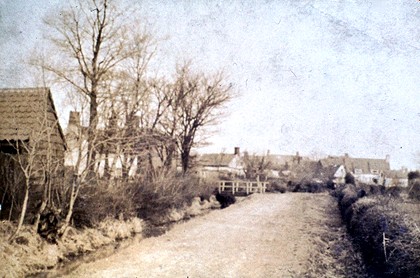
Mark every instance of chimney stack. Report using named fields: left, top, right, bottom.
left=385, top=154, right=390, bottom=163
left=234, top=147, right=240, bottom=156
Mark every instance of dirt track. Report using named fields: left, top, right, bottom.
left=63, top=193, right=366, bottom=278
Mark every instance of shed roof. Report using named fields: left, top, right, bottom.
left=0, top=88, right=66, bottom=146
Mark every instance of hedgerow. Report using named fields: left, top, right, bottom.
left=335, top=184, right=420, bottom=277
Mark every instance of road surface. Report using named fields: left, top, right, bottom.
left=63, top=193, right=365, bottom=277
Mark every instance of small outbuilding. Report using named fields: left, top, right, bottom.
left=0, top=88, right=66, bottom=219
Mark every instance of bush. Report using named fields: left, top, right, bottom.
left=269, top=181, right=287, bottom=193
left=72, top=181, right=136, bottom=228
left=408, top=171, right=420, bottom=180
left=345, top=173, right=355, bottom=185
left=408, top=180, right=420, bottom=201
left=335, top=184, right=420, bottom=277
left=215, top=192, right=236, bottom=209
left=292, top=182, right=326, bottom=193
left=131, top=173, right=218, bottom=222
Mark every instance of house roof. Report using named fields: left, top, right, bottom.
left=320, top=155, right=390, bottom=173
left=316, top=165, right=342, bottom=180
left=0, top=88, right=66, bottom=146
left=266, top=154, right=310, bottom=169
left=386, top=170, right=408, bottom=179
left=199, top=153, right=236, bottom=167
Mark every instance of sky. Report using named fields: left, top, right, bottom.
left=0, top=0, right=419, bottom=170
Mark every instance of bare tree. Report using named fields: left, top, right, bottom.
left=243, top=151, right=272, bottom=180
left=39, top=0, right=154, bottom=172
left=164, top=63, right=234, bottom=174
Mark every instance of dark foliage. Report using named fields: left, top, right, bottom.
left=408, top=171, right=420, bottom=180
left=345, top=172, right=356, bottom=185
left=335, top=184, right=420, bottom=278
left=268, top=181, right=287, bottom=193
left=215, top=192, right=236, bottom=209
left=292, top=182, right=326, bottom=193
left=408, top=180, right=420, bottom=201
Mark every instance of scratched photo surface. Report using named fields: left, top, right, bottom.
left=0, top=1, right=419, bottom=277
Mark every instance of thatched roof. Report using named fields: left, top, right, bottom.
left=320, top=155, right=390, bottom=174
left=199, top=153, right=236, bottom=167
left=0, top=88, right=66, bottom=147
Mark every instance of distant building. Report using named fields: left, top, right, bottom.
left=197, top=147, right=245, bottom=178
left=266, top=152, right=311, bottom=171
left=315, top=164, right=346, bottom=185
left=320, top=153, right=390, bottom=185
left=384, top=168, right=409, bottom=187
left=64, top=111, right=175, bottom=178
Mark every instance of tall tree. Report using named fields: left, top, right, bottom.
left=166, top=63, right=234, bottom=174
left=40, top=0, right=153, bottom=171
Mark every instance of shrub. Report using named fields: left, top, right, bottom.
left=215, top=192, right=236, bottom=209
left=131, top=173, right=218, bottom=222
left=408, top=180, right=420, bottom=201
left=292, top=181, right=326, bottom=193
left=384, top=186, right=402, bottom=198
left=345, top=173, right=355, bottom=185
left=72, top=181, right=136, bottom=228
left=335, top=184, right=420, bottom=277
left=269, top=181, right=287, bottom=193
left=408, top=171, right=420, bottom=180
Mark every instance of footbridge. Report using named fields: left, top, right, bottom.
left=217, top=180, right=268, bottom=196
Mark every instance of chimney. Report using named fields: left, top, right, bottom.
left=69, top=111, right=80, bottom=127
left=344, top=153, right=349, bottom=158
left=234, top=147, right=240, bottom=156
left=385, top=154, right=390, bottom=163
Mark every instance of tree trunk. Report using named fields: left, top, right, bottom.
left=9, top=180, right=30, bottom=242
left=33, top=194, right=47, bottom=232
left=181, top=151, right=189, bottom=175
left=88, top=92, right=98, bottom=173
left=58, top=175, right=80, bottom=238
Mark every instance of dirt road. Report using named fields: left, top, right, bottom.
left=64, top=193, right=366, bottom=278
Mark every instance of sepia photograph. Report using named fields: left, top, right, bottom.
left=0, top=0, right=419, bottom=277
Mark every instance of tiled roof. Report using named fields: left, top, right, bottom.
left=0, top=88, right=65, bottom=144
left=320, top=155, right=390, bottom=173
left=386, top=170, right=408, bottom=179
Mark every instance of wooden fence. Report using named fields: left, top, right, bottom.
left=218, top=180, right=268, bottom=195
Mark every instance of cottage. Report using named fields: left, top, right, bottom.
left=315, top=164, right=346, bottom=185
left=320, top=153, right=390, bottom=185
left=197, top=147, right=245, bottom=178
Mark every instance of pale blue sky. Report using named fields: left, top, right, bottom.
left=0, top=0, right=419, bottom=169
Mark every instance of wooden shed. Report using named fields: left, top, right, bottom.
left=0, top=88, right=66, bottom=219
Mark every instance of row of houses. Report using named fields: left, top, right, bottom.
left=0, top=87, right=411, bottom=188
left=195, top=147, right=409, bottom=187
